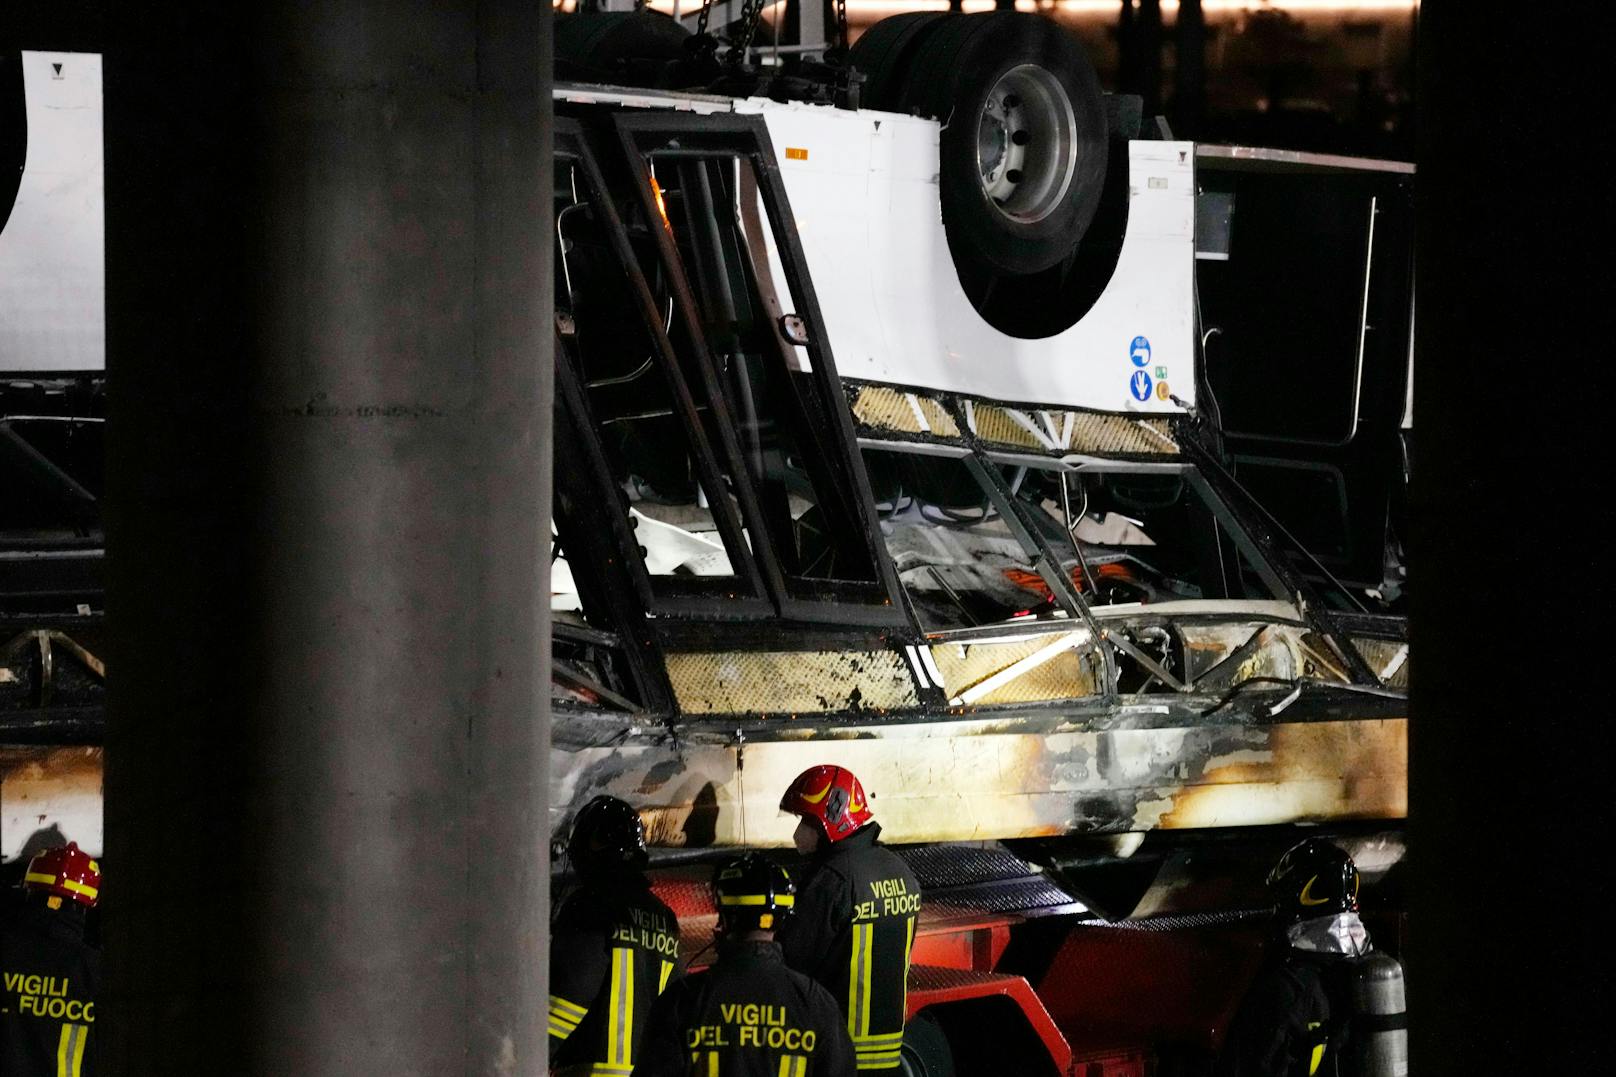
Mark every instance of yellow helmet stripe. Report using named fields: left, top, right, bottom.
left=799, top=780, right=835, bottom=804
left=24, top=872, right=98, bottom=901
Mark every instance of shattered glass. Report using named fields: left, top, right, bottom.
left=863, top=448, right=1290, bottom=631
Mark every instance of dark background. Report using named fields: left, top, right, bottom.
left=1412, top=1, right=1608, bottom=1070
left=628, top=0, right=1421, bottom=158
left=6, top=0, right=1611, bottom=1068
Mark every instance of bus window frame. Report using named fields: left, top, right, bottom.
left=553, top=123, right=773, bottom=622
left=609, top=111, right=907, bottom=630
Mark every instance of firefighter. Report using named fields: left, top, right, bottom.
left=1218, top=838, right=1395, bottom=1077
left=632, top=853, right=855, bottom=1077
left=551, top=795, right=682, bottom=1077
left=1, top=842, right=101, bottom=1077
left=774, top=765, right=920, bottom=1073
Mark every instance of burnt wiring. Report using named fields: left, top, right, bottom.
left=1059, top=472, right=1095, bottom=596
left=1201, top=674, right=1406, bottom=719
left=1191, top=253, right=1227, bottom=437
left=556, top=173, right=676, bottom=391
left=871, top=493, right=915, bottom=518
left=1200, top=676, right=1305, bottom=718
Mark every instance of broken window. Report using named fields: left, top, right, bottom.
left=554, top=155, right=751, bottom=592
left=864, top=447, right=1290, bottom=633
left=861, top=448, right=1058, bottom=632
left=551, top=618, right=642, bottom=713
left=646, top=151, right=881, bottom=594
left=1015, top=466, right=1290, bottom=606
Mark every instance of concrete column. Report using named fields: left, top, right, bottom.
left=1172, top=0, right=1206, bottom=137
left=1117, top=1, right=1136, bottom=99
left=1411, top=4, right=1602, bottom=1072
left=102, top=4, right=551, bottom=1073
left=1137, top=0, right=1163, bottom=117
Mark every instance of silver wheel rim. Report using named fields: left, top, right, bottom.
left=975, top=63, right=1078, bottom=225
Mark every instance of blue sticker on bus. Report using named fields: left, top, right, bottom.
left=1130, top=336, right=1152, bottom=367
left=1130, top=370, right=1153, bottom=401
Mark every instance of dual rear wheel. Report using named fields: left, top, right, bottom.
left=852, top=12, right=1110, bottom=280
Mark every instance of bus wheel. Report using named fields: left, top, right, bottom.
left=848, top=11, right=949, bottom=110
left=895, top=12, right=1109, bottom=277
left=901, top=1011, right=957, bottom=1077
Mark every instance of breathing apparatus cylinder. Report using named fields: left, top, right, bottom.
left=1353, top=951, right=1408, bottom=1077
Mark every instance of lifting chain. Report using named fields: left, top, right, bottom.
left=732, top=0, right=771, bottom=58
left=694, top=0, right=769, bottom=60
left=836, top=0, right=849, bottom=52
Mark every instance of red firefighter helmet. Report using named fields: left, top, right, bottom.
left=780, top=765, right=873, bottom=844
left=23, top=842, right=100, bottom=908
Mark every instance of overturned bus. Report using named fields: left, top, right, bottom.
left=542, top=13, right=1412, bottom=1071
left=3, top=11, right=1412, bottom=1072
left=545, top=82, right=1409, bottom=853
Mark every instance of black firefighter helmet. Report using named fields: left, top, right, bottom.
left=713, top=853, right=795, bottom=935
left=1267, top=838, right=1360, bottom=920
left=567, top=795, right=649, bottom=877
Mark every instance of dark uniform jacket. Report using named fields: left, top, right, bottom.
left=1, top=903, right=99, bottom=1077
left=776, top=825, right=920, bottom=1072
left=1218, top=952, right=1356, bottom=1077
left=632, top=939, right=855, bottom=1077
left=551, top=871, right=682, bottom=1077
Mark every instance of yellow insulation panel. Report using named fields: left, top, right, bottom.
left=1351, top=637, right=1410, bottom=689
left=666, top=649, right=919, bottom=715
left=971, top=405, right=1180, bottom=456
left=849, top=385, right=961, bottom=438
left=929, top=634, right=1098, bottom=705
left=969, top=405, right=1046, bottom=450
left=849, top=383, right=1177, bottom=458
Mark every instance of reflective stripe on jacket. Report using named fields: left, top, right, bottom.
left=631, top=939, right=855, bottom=1077
left=776, top=825, right=920, bottom=1071
left=1, top=902, right=99, bottom=1077
left=552, top=872, right=682, bottom=1077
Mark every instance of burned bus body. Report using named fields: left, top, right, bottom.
left=539, top=56, right=1411, bottom=1068
left=546, top=90, right=1406, bottom=854
left=3, top=12, right=1411, bottom=1072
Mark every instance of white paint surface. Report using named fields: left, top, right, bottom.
left=0, top=52, right=104, bottom=372
left=1, top=748, right=104, bottom=862
left=740, top=99, right=1197, bottom=414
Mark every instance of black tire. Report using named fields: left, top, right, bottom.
left=900, top=1012, right=956, bottom=1077
left=849, top=12, right=949, bottom=111
left=555, top=12, right=690, bottom=83
left=897, top=13, right=1109, bottom=276
left=1, top=52, right=25, bottom=235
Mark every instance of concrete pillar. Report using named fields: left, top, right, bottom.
left=1411, top=4, right=1602, bottom=1071
left=1172, top=0, right=1206, bottom=137
left=1117, top=1, right=1136, bottom=99
left=1137, top=0, right=1163, bottom=117
left=101, top=4, right=551, bottom=1073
